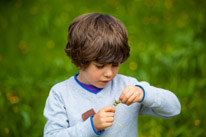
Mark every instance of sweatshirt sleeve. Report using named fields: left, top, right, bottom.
left=43, top=88, right=99, bottom=137
left=136, top=81, right=181, bottom=118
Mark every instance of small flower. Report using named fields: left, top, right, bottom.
left=113, top=98, right=123, bottom=127
left=113, top=98, right=121, bottom=107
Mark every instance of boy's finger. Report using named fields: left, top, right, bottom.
left=119, top=86, right=130, bottom=98
left=105, top=112, right=115, bottom=117
left=120, top=89, right=133, bottom=103
left=103, top=105, right=115, bottom=112
left=104, top=122, right=113, bottom=128
left=105, top=117, right=115, bottom=122
left=125, top=92, right=137, bottom=105
left=119, top=85, right=133, bottom=101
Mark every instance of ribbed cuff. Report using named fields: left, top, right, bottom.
left=90, top=115, right=103, bottom=135
left=135, top=85, right=145, bottom=103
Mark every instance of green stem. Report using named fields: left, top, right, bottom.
left=114, top=120, right=123, bottom=127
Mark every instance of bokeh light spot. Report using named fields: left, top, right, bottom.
left=1, top=20, right=8, bottom=29
left=30, top=6, right=39, bottom=15
left=0, top=55, right=3, bottom=61
left=47, top=40, right=55, bottom=49
left=129, top=61, right=138, bottom=70
left=18, top=40, right=28, bottom=54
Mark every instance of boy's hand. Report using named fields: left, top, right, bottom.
left=92, top=106, right=115, bottom=132
left=119, top=85, right=143, bottom=105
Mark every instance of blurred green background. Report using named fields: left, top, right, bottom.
left=0, top=0, right=205, bottom=136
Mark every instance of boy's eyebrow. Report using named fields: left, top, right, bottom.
left=93, top=62, right=104, bottom=65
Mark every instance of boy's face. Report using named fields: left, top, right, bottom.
left=77, top=61, right=119, bottom=88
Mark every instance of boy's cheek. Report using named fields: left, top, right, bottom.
left=113, top=67, right=119, bottom=74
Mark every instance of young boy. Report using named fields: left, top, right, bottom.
left=43, top=13, right=181, bottom=137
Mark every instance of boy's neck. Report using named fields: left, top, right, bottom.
left=74, top=73, right=102, bottom=94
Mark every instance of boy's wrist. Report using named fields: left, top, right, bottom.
left=135, top=85, right=145, bottom=103
left=90, top=115, right=103, bottom=135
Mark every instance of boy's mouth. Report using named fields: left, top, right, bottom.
left=101, top=80, right=110, bottom=83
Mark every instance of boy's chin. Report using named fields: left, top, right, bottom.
left=95, top=82, right=109, bottom=88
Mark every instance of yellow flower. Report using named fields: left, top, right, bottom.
left=4, top=128, right=9, bottom=134
left=194, top=120, right=200, bottom=126
left=6, top=93, right=19, bottom=104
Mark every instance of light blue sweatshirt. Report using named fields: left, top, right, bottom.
left=44, top=74, right=181, bottom=137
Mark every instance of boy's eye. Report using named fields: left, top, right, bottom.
left=95, top=65, right=104, bottom=69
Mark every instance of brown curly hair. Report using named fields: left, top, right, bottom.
left=65, top=13, right=130, bottom=69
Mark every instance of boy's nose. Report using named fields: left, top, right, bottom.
left=104, top=67, right=113, bottom=77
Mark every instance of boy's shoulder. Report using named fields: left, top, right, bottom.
left=50, top=76, right=75, bottom=93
